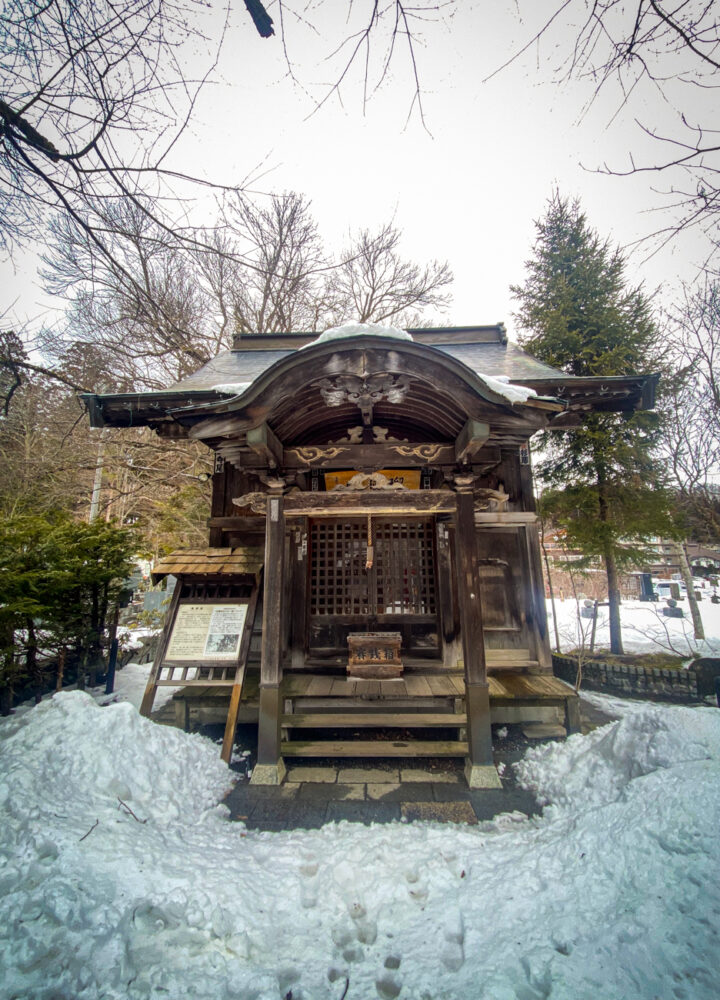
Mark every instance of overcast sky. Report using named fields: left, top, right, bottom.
left=2, top=2, right=712, bottom=341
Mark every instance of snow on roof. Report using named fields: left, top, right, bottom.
left=211, top=382, right=251, bottom=395
left=475, top=371, right=538, bottom=404
left=299, top=321, right=414, bottom=349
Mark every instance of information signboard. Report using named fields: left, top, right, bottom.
left=165, top=603, right=248, bottom=661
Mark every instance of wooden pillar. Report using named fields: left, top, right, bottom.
left=522, top=525, right=552, bottom=670
left=454, top=492, right=501, bottom=788
left=251, top=495, right=286, bottom=784
left=436, top=520, right=461, bottom=667
left=290, top=521, right=308, bottom=668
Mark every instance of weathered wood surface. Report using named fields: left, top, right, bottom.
left=278, top=670, right=576, bottom=704
left=150, top=546, right=263, bottom=582
left=256, top=496, right=285, bottom=766
left=282, top=712, right=467, bottom=727
left=281, top=740, right=469, bottom=757
left=246, top=422, right=282, bottom=468
left=260, top=497, right=285, bottom=687
left=455, top=419, right=490, bottom=463
left=236, top=489, right=458, bottom=516
left=454, top=491, right=487, bottom=687
left=220, top=582, right=260, bottom=763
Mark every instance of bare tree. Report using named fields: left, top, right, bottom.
left=661, top=276, right=720, bottom=541
left=330, top=222, right=453, bottom=326
left=275, top=1, right=454, bottom=128
left=1, top=0, right=454, bottom=266
left=226, top=192, right=334, bottom=335
left=500, top=3, right=720, bottom=246
left=39, top=202, right=227, bottom=389
left=0, top=0, right=232, bottom=255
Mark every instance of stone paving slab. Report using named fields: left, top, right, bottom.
left=297, top=783, right=364, bottom=801
left=401, top=801, right=478, bottom=824
left=400, top=769, right=460, bottom=783
left=400, top=802, right=478, bottom=825
left=325, top=800, right=402, bottom=824
left=337, top=767, right=400, bottom=783
left=286, top=766, right=337, bottom=783
left=366, top=782, right=438, bottom=803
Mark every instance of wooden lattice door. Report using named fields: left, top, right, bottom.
left=308, top=518, right=437, bottom=652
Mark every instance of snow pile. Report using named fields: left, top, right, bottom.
left=300, top=321, right=414, bottom=349
left=516, top=704, right=715, bottom=812
left=1, top=692, right=231, bottom=826
left=2, top=693, right=720, bottom=998
left=475, top=371, right=538, bottom=404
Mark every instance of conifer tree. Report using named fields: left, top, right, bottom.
left=512, top=192, right=673, bottom=654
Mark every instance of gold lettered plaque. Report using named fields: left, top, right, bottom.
left=165, top=603, right=248, bottom=661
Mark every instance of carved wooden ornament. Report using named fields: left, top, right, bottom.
left=330, top=471, right=408, bottom=492
left=312, top=373, right=411, bottom=425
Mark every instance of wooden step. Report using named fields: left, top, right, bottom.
left=282, top=713, right=467, bottom=728
left=281, top=739, right=468, bottom=757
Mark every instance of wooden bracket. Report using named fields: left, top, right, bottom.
left=247, top=422, right=283, bottom=468
left=455, top=419, right=490, bottom=464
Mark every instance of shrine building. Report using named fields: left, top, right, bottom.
left=83, top=323, right=657, bottom=786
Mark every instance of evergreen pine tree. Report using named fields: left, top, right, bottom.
left=512, top=192, right=673, bottom=654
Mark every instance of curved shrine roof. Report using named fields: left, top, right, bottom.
left=82, top=326, right=657, bottom=435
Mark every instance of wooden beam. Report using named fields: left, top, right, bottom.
left=282, top=443, right=457, bottom=468
left=474, top=512, right=538, bottom=524
left=455, top=419, right=490, bottom=464
left=189, top=414, right=252, bottom=440
left=247, top=422, right=283, bottom=468
left=242, top=489, right=458, bottom=517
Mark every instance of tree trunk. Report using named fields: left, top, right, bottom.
left=539, top=516, right=561, bottom=652
left=26, top=618, right=43, bottom=703
left=55, top=647, right=66, bottom=693
left=603, top=548, right=623, bottom=654
left=675, top=539, right=705, bottom=640
left=0, top=685, right=11, bottom=716
left=595, top=461, right=624, bottom=655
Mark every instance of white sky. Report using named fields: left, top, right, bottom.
left=2, top=2, right=713, bottom=342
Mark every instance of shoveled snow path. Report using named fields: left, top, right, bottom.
left=1, top=692, right=719, bottom=999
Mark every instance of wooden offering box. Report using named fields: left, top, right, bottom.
left=347, top=632, right=403, bottom=679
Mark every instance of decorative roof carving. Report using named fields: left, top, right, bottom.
left=312, top=373, right=411, bottom=425
left=329, top=471, right=408, bottom=492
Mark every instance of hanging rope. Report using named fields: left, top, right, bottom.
left=365, top=512, right=374, bottom=569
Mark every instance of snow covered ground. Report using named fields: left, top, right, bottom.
left=1, top=694, right=719, bottom=997
left=1, top=598, right=719, bottom=999
left=548, top=595, right=720, bottom=659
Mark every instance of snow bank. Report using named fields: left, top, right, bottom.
left=2, top=692, right=720, bottom=998
left=475, top=371, right=538, bottom=404
left=300, top=321, right=414, bottom=349
left=516, top=703, right=717, bottom=812
left=1, top=692, right=231, bottom=825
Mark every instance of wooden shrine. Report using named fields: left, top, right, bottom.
left=83, top=325, right=657, bottom=786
